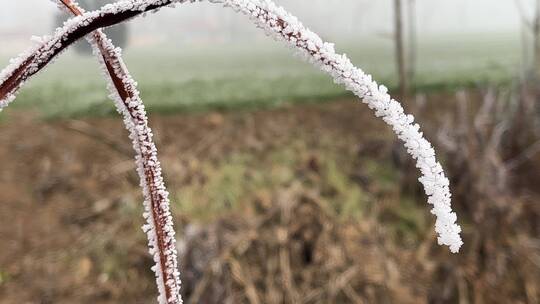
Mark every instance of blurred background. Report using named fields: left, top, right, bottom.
left=0, top=0, right=538, bottom=303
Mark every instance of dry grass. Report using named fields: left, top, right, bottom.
left=0, top=86, right=538, bottom=303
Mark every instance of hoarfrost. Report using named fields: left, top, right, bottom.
left=0, top=4, right=463, bottom=304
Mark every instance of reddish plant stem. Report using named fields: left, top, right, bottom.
left=0, top=0, right=179, bottom=103
left=57, top=1, right=179, bottom=302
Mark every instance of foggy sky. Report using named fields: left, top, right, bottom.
left=0, top=0, right=529, bottom=45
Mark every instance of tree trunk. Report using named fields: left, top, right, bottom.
left=394, top=0, right=408, bottom=101
left=407, top=0, right=417, bottom=90
left=534, top=0, right=540, bottom=75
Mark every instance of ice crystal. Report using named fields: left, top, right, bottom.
left=89, top=35, right=182, bottom=304
left=221, top=0, right=462, bottom=252
left=54, top=1, right=182, bottom=303
left=0, top=5, right=462, bottom=304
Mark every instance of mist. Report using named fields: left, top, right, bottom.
left=0, top=0, right=528, bottom=52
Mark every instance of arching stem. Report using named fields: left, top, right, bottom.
left=54, top=1, right=182, bottom=303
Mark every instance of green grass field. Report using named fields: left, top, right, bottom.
left=1, top=32, right=521, bottom=118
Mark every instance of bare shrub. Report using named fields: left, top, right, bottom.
left=405, top=85, right=540, bottom=303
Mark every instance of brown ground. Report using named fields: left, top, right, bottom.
left=0, top=97, right=538, bottom=303
left=0, top=100, right=386, bottom=303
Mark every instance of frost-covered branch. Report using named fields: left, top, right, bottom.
left=1, top=7, right=461, bottom=300
left=0, top=0, right=191, bottom=108
left=53, top=1, right=182, bottom=303
left=222, top=0, right=462, bottom=252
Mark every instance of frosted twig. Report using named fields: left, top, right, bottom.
left=223, top=0, right=462, bottom=252
left=0, top=9, right=461, bottom=302
left=53, top=1, right=182, bottom=303
left=0, top=0, right=193, bottom=109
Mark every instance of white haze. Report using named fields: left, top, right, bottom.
left=0, top=0, right=530, bottom=51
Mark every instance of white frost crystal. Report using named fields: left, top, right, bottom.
left=55, top=1, right=183, bottom=303
left=222, top=0, right=462, bottom=253
left=0, top=2, right=463, bottom=303
left=90, top=37, right=183, bottom=304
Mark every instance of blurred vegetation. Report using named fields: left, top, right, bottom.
left=0, top=23, right=537, bottom=303
left=0, top=33, right=519, bottom=118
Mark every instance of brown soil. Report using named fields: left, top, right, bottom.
left=0, top=97, right=538, bottom=303
left=0, top=100, right=390, bottom=303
